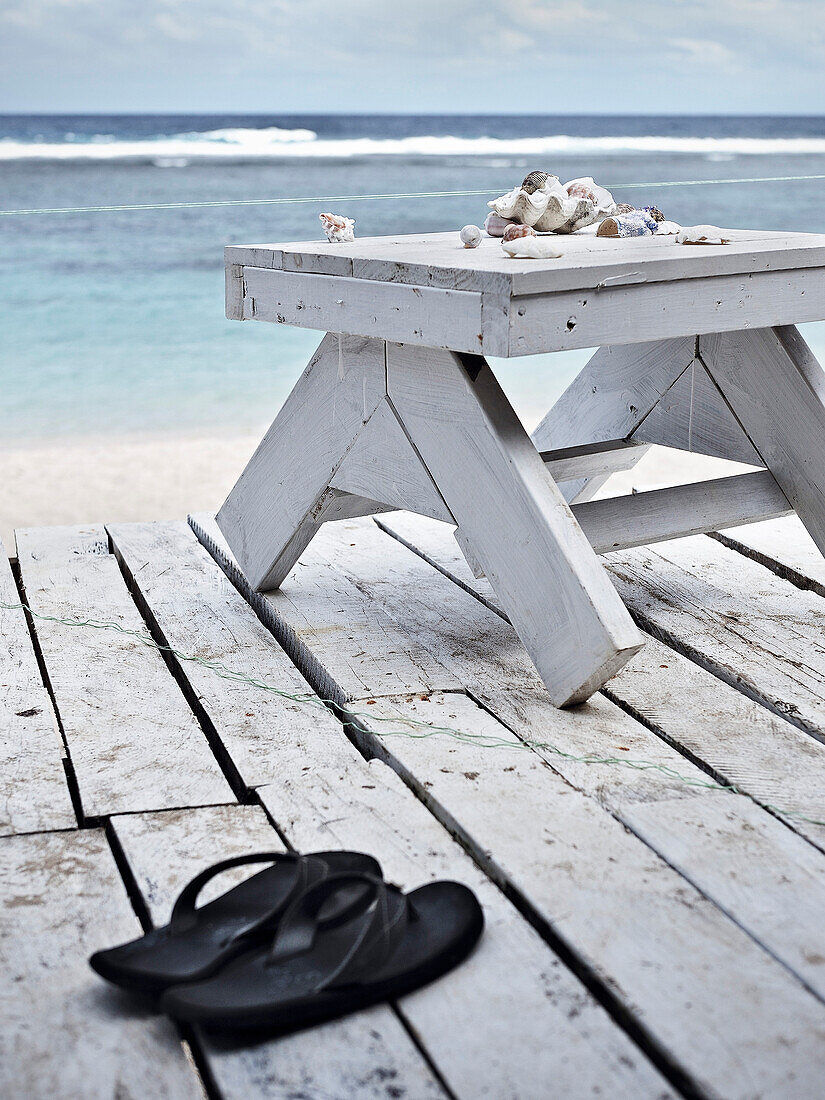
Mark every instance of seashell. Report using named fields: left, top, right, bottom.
left=501, top=235, right=562, bottom=259
left=561, top=177, right=617, bottom=231
left=484, top=212, right=514, bottom=237
left=489, top=175, right=616, bottom=234
left=565, top=177, right=610, bottom=205
left=613, top=203, right=666, bottom=222
left=597, top=209, right=659, bottom=238
left=676, top=224, right=731, bottom=245
left=319, top=212, right=355, bottom=243
left=488, top=175, right=567, bottom=230
left=553, top=195, right=601, bottom=234
left=502, top=222, right=537, bottom=242
left=521, top=171, right=550, bottom=194
left=460, top=224, right=482, bottom=248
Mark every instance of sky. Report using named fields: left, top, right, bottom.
left=0, top=0, right=823, bottom=115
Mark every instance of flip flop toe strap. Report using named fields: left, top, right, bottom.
left=267, top=872, right=409, bottom=993
left=169, top=852, right=327, bottom=939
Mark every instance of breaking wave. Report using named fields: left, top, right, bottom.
left=3, top=126, right=825, bottom=161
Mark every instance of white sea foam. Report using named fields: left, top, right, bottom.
left=2, top=127, right=825, bottom=161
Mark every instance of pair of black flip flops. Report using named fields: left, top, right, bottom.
left=90, top=850, right=483, bottom=1032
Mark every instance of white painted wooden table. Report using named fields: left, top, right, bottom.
left=218, top=228, right=825, bottom=705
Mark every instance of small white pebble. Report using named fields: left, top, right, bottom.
left=460, top=224, right=482, bottom=248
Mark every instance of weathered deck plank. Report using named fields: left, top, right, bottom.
left=622, top=791, right=825, bottom=1001
left=714, top=513, right=825, bottom=595
left=607, top=534, right=825, bottom=739
left=192, top=512, right=825, bottom=1098
left=0, top=536, right=74, bottom=835
left=379, top=510, right=825, bottom=851
left=259, top=754, right=675, bottom=1099
left=0, top=829, right=202, bottom=1099
left=107, top=520, right=346, bottom=790
left=114, top=519, right=673, bottom=1097
left=356, top=690, right=825, bottom=1099
left=15, top=525, right=233, bottom=816
left=112, top=804, right=446, bottom=1100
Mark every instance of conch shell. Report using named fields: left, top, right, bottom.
left=489, top=173, right=616, bottom=234
left=320, top=212, right=355, bottom=243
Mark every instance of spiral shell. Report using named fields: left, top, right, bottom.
left=319, top=212, right=355, bottom=243
left=502, top=222, right=537, bottom=242
left=521, top=171, right=550, bottom=195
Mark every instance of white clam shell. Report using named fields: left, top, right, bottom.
left=489, top=175, right=616, bottom=234
left=501, top=236, right=562, bottom=259
left=459, top=224, right=482, bottom=248
left=489, top=176, right=567, bottom=229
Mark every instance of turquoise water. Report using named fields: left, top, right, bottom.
left=2, top=114, right=825, bottom=440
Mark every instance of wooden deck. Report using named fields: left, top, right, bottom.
left=4, top=509, right=825, bottom=1098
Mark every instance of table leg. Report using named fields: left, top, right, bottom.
left=217, top=332, right=387, bottom=590
left=386, top=344, right=643, bottom=706
left=700, top=326, right=825, bottom=556
left=218, top=333, right=643, bottom=705
left=531, top=337, right=696, bottom=501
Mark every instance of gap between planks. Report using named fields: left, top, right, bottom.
left=376, top=510, right=825, bottom=853
left=0, top=536, right=76, bottom=836
left=14, top=525, right=234, bottom=819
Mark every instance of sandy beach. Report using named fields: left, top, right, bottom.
left=0, top=431, right=264, bottom=551
left=0, top=430, right=754, bottom=555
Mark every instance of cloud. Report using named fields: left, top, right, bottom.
left=668, top=36, right=739, bottom=68
left=154, top=13, right=202, bottom=42
left=0, top=0, right=823, bottom=111
left=506, top=0, right=607, bottom=32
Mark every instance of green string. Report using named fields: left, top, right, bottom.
left=2, top=174, right=825, bottom=218
left=3, top=599, right=824, bottom=829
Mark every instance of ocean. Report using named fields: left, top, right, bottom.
left=3, top=113, right=825, bottom=442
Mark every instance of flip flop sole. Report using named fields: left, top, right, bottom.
left=162, top=881, right=483, bottom=1031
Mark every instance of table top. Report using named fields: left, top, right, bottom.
left=226, top=227, right=825, bottom=298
